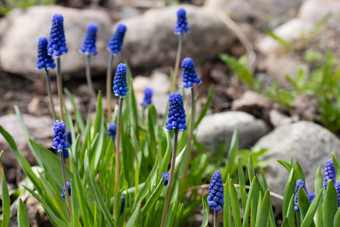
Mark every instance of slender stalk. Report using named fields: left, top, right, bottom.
left=106, top=53, right=114, bottom=121
left=114, top=96, right=123, bottom=218
left=214, top=210, right=218, bottom=227
left=44, top=68, right=57, bottom=121
left=161, top=129, right=179, bottom=227
left=56, top=57, right=65, bottom=121
left=170, top=34, right=183, bottom=93
left=60, top=151, right=71, bottom=216
left=142, top=106, right=146, bottom=125
left=183, top=87, right=195, bottom=179
left=85, top=54, right=97, bottom=99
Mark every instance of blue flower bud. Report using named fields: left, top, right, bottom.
left=52, top=120, right=70, bottom=158
left=208, top=170, right=224, bottom=212
left=181, top=57, right=201, bottom=88
left=166, top=93, right=187, bottom=131
left=108, top=123, right=117, bottom=140
left=140, top=87, right=153, bottom=107
left=161, top=173, right=170, bottom=186
left=113, top=63, right=129, bottom=97
left=48, top=14, right=68, bottom=57
left=36, top=37, right=56, bottom=70
left=79, top=24, right=98, bottom=56
left=174, top=8, right=189, bottom=35
left=107, top=24, right=127, bottom=54
left=323, top=158, right=336, bottom=190
left=61, top=182, right=71, bottom=199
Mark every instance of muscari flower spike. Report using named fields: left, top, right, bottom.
left=294, top=179, right=315, bottom=211
left=208, top=170, right=224, bottom=212
left=36, top=37, right=56, bottom=70
left=166, top=93, right=187, bottom=131
left=108, top=123, right=117, bottom=140
left=61, top=182, right=71, bottom=199
left=161, top=173, right=170, bottom=186
left=113, top=63, right=129, bottom=97
left=48, top=14, right=68, bottom=57
left=174, top=8, right=189, bottom=35
left=52, top=120, right=70, bottom=158
left=107, top=24, right=127, bottom=55
left=323, top=158, right=336, bottom=190
left=120, top=195, right=125, bottom=215
left=181, top=57, right=201, bottom=88
left=140, top=87, right=153, bottom=107
left=335, top=181, right=340, bottom=207
left=79, top=24, right=98, bottom=56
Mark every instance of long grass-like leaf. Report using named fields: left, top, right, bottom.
left=1, top=169, right=10, bottom=227
left=17, top=199, right=30, bottom=227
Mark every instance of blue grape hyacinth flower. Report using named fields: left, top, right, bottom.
left=79, top=24, right=98, bottom=56
left=36, top=37, right=56, bottom=70
left=161, top=173, right=170, bottom=186
left=166, top=93, right=187, bottom=131
left=52, top=120, right=70, bottom=158
left=113, top=63, right=129, bottom=97
left=48, top=14, right=68, bottom=57
left=208, top=170, right=224, bottom=212
left=174, top=8, right=189, bottom=35
left=107, top=24, right=127, bottom=55
left=61, top=182, right=71, bottom=199
left=140, top=87, right=153, bottom=107
left=181, top=57, right=201, bottom=88
left=120, top=195, right=125, bottom=215
left=294, top=179, right=315, bottom=211
left=108, top=123, right=117, bottom=140
left=335, top=181, right=340, bottom=207
left=323, top=158, right=336, bottom=190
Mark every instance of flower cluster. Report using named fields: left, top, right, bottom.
left=52, top=120, right=70, bottom=158
left=174, top=8, right=189, bottom=35
left=323, top=158, right=336, bottom=190
left=140, top=87, right=153, bottom=107
left=294, top=179, right=315, bottom=211
left=108, top=123, right=117, bottom=140
left=107, top=24, right=127, bottom=55
left=36, top=37, right=56, bottom=70
left=113, top=63, right=129, bottom=97
left=161, top=173, right=170, bottom=186
left=166, top=93, right=187, bottom=131
left=181, top=57, right=201, bottom=88
left=61, top=182, right=71, bottom=199
left=208, top=170, right=224, bottom=212
left=48, top=14, right=68, bottom=57
left=79, top=24, right=98, bottom=56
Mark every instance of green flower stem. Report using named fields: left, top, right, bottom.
left=142, top=106, right=146, bottom=125
left=85, top=54, right=97, bottom=99
left=214, top=210, right=218, bottom=227
left=106, top=53, right=115, bottom=122
left=161, top=129, right=179, bottom=227
left=44, top=68, right=57, bottom=121
left=59, top=151, right=71, bottom=217
left=114, top=96, right=123, bottom=218
left=170, top=34, right=183, bottom=93
left=56, top=57, right=65, bottom=121
left=183, top=87, right=195, bottom=180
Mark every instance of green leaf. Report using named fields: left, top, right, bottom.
left=282, top=169, right=295, bottom=217
left=333, top=207, right=340, bottom=227
left=247, top=154, right=255, bottom=181
left=1, top=169, right=10, bottom=227
left=301, top=189, right=322, bottom=227
left=229, top=178, right=242, bottom=227
left=0, top=126, right=43, bottom=193
left=298, top=186, right=311, bottom=220
left=223, top=128, right=239, bottom=179
left=126, top=205, right=142, bottom=227
left=242, top=176, right=256, bottom=227
left=64, top=89, right=85, bottom=133
left=141, top=177, right=165, bottom=215
left=195, top=85, right=214, bottom=129
left=255, top=190, right=271, bottom=227
left=17, top=199, right=30, bottom=227
left=281, top=195, right=296, bottom=227
left=323, top=181, right=338, bottom=227
left=315, top=166, right=323, bottom=226
left=201, top=196, right=209, bottom=227
left=237, top=159, right=247, bottom=210
left=224, top=175, right=231, bottom=227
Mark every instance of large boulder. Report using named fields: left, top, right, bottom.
left=196, top=111, right=269, bottom=150
left=0, top=6, right=112, bottom=80
left=115, top=5, right=236, bottom=70
left=255, top=121, right=340, bottom=207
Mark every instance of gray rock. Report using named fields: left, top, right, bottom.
left=115, top=5, right=235, bottom=70
left=196, top=111, right=269, bottom=150
left=298, top=0, right=340, bottom=24
left=255, top=121, right=340, bottom=207
left=0, top=6, right=112, bottom=79
left=0, top=114, right=53, bottom=167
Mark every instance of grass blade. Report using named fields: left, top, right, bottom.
left=17, top=199, right=30, bottom=227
